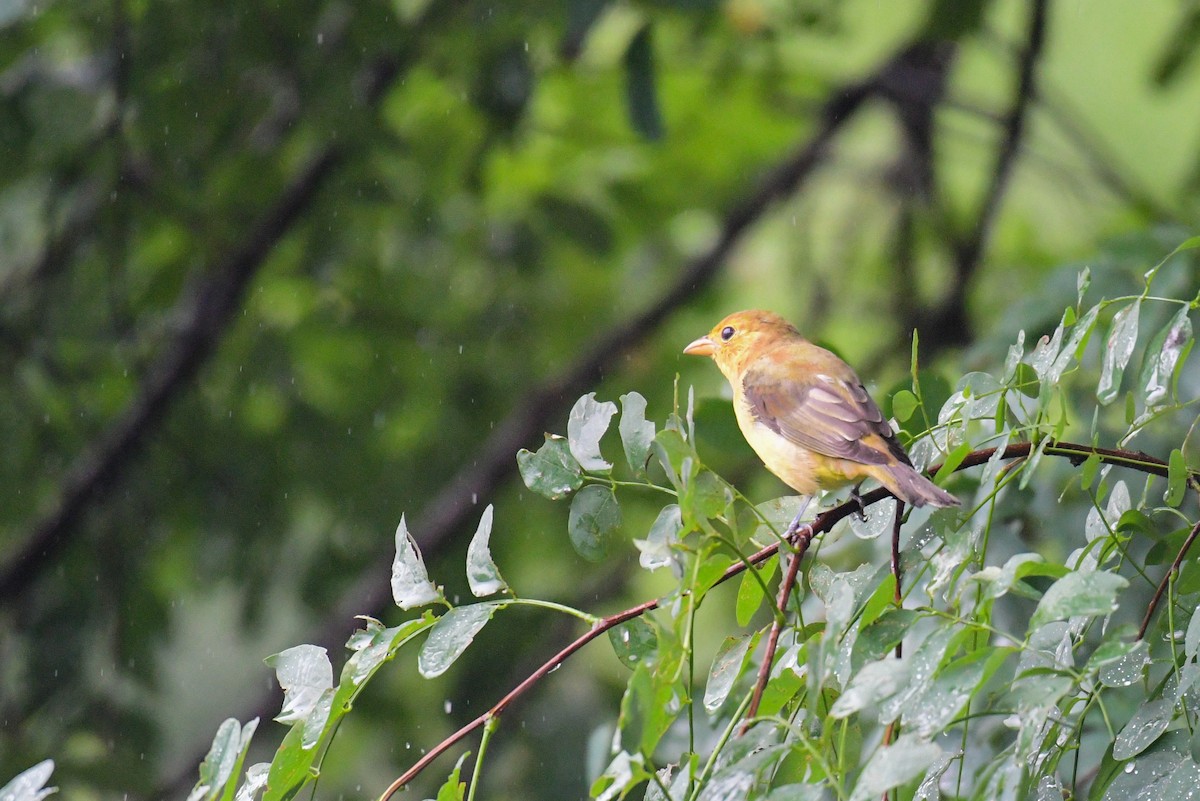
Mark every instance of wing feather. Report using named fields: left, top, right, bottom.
left=742, top=364, right=909, bottom=466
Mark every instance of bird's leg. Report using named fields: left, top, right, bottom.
left=849, top=483, right=868, bottom=521
left=784, top=496, right=813, bottom=540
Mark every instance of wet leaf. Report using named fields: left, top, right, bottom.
left=633, top=504, right=682, bottom=572
left=703, top=633, right=758, bottom=712
left=266, top=646, right=332, bottom=726
left=1030, top=570, right=1128, bottom=628
left=1097, top=300, right=1141, bottom=405
left=1, top=761, right=56, bottom=801
left=1113, top=699, right=1174, bottom=760
left=848, top=734, right=941, bottom=801
left=618, top=391, right=656, bottom=473
left=517, top=434, right=582, bottom=500
left=1142, top=305, right=1192, bottom=406
left=390, top=515, right=444, bottom=610
left=829, top=657, right=909, bottom=718
left=568, top=485, right=621, bottom=561
left=609, top=617, right=658, bottom=670
left=466, top=504, right=509, bottom=597
left=418, top=603, right=501, bottom=678
left=567, top=392, right=617, bottom=472
left=265, top=646, right=333, bottom=749
left=191, top=718, right=259, bottom=801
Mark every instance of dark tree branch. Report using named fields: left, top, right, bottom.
left=0, top=146, right=341, bottom=603
left=922, top=0, right=1049, bottom=352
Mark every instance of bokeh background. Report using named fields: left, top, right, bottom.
left=2, top=0, right=1199, bottom=798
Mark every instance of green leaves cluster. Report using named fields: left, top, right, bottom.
left=18, top=251, right=1197, bottom=801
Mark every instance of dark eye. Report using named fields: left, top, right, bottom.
left=720, top=326, right=735, bottom=341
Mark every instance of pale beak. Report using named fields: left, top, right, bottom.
left=683, top=335, right=715, bottom=356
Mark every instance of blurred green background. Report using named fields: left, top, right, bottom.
left=1, top=0, right=1198, bottom=798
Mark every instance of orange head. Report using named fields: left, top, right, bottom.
left=683, top=309, right=803, bottom=379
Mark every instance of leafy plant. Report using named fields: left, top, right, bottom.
left=8, top=246, right=1200, bottom=800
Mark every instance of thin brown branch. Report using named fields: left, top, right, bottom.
left=377, top=599, right=660, bottom=801
left=740, top=520, right=812, bottom=735
left=1138, top=517, right=1200, bottom=640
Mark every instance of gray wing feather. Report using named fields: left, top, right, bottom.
left=742, top=370, right=909, bottom=466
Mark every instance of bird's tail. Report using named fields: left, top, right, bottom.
left=869, top=463, right=960, bottom=508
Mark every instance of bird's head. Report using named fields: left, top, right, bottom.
left=683, top=309, right=802, bottom=379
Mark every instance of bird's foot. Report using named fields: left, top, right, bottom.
left=850, top=484, right=868, bottom=521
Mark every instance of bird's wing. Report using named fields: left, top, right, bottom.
left=741, top=363, right=908, bottom=466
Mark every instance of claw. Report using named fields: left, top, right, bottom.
left=850, top=483, right=868, bottom=521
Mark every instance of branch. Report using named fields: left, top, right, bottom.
left=376, top=438, right=1187, bottom=794
left=1138, top=517, right=1200, bottom=640
left=740, top=519, right=810, bottom=734
left=0, top=145, right=341, bottom=603
left=957, top=0, right=1048, bottom=278
left=923, top=0, right=1049, bottom=351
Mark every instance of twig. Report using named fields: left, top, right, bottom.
left=377, top=599, right=660, bottom=801
left=740, top=519, right=813, bottom=735
left=1138, top=517, right=1200, bottom=640
left=880, top=500, right=906, bottom=801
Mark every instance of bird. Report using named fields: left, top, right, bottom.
left=683, top=309, right=959, bottom=511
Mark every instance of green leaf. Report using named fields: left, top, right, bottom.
left=517, top=434, right=583, bottom=500
left=466, top=504, right=509, bottom=597
left=567, top=485, right=622, bottom=561
left=189, top=717, right=258, bottom=801
left=623, top=24, right=663, bottom=140
left=418, top=603, right=502, bottom=678
left=891, top=389, right=919, bottom=423
left=618, top=391, right=656, bottom=474
left=736, top=558, right=777, bottom=627
left=1097, top=300, right=1141, bottom=405
left=1030, top=570, right=1128, bottom=628
left=0, top=761, right=56, bottom=801
left=265, top=646, right=333, bottom=750
left=609, top=617, right=658, bottom=670
left=567, top=392, right=617, bottom=472
left=390, top=515, right=444, bottom=610
left=1098, top=640, right=1149, bottom=688
left=633, top=503, right=682, bottom=571
left=434, top=752, right=469, bottom=801
left=1166, top=448, right=1187, bottom=507
left=703, top=633, right=758, bottom=712
left=1113, top=699, right=1175, bottom=760
left=848, top=734, right=942, bottom=801
left=1141, top=305, right=1192, bottom=406
left=829, top=657, right=909, bottom=719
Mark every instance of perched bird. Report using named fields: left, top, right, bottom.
left=684, top=310, right=959, bottom=509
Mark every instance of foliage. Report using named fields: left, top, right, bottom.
left=4, top=0, right=1200, bottom=798
left=11, top=250, right=1192, bottom=800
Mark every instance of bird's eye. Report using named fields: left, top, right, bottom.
left=720, top=326, right=735, bottom=341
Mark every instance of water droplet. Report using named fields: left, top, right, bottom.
left=444, top=700, right=452, bottom=714
left=1124, top=762, right=1135, bottom=774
